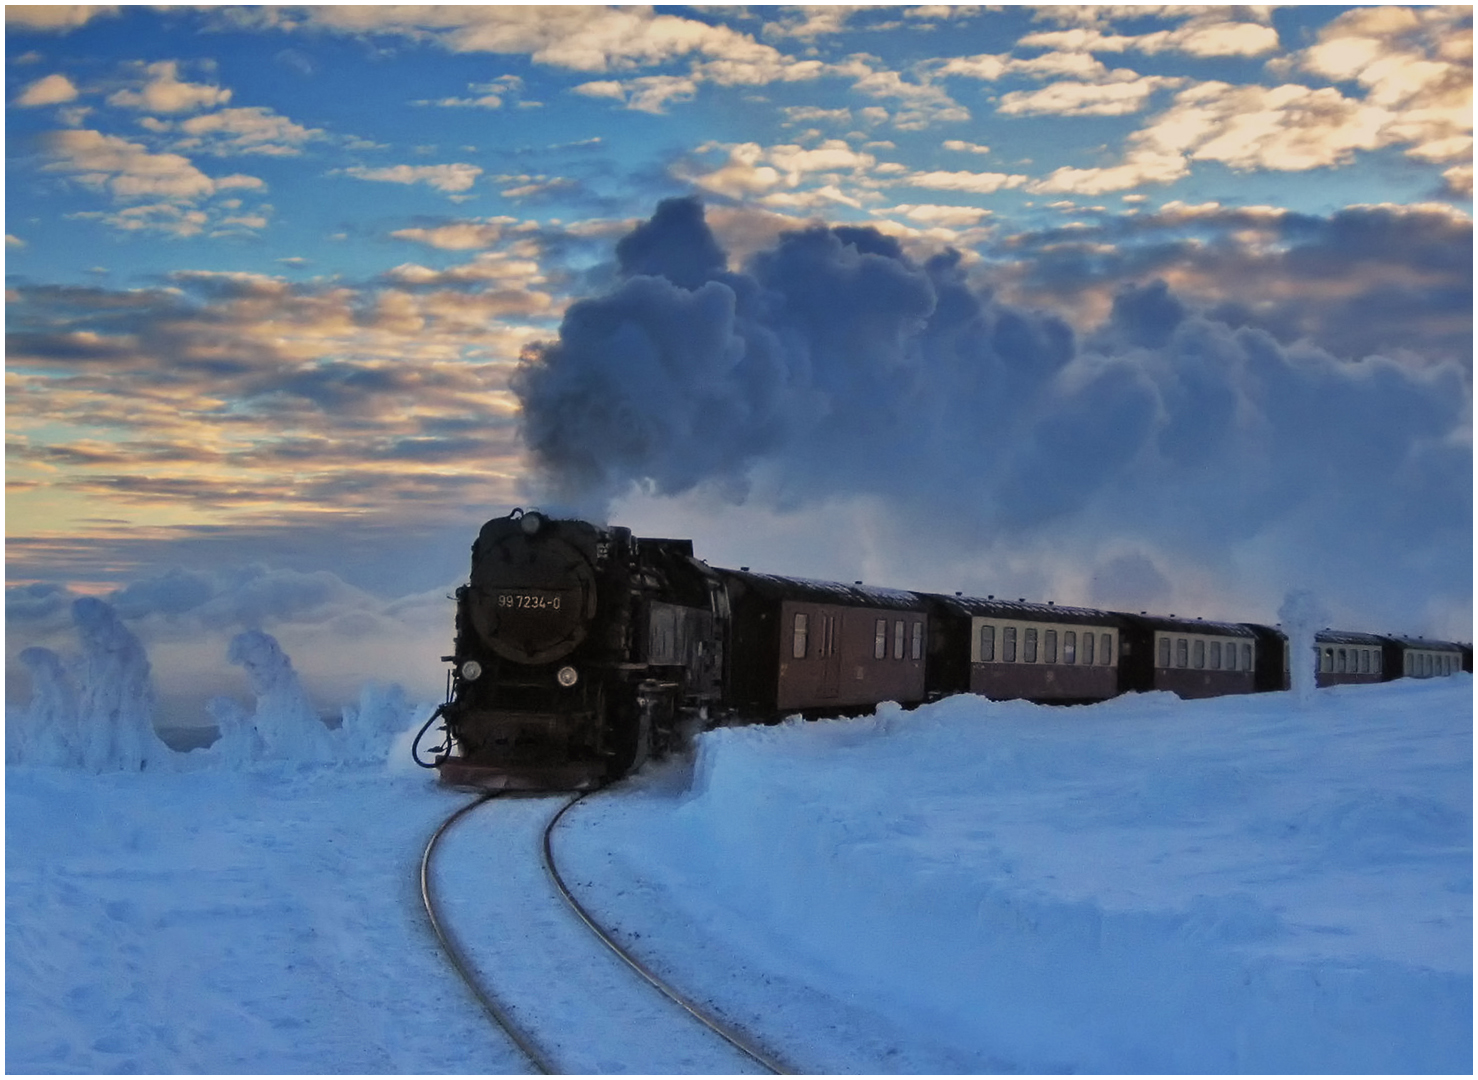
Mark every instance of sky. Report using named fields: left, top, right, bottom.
left=5, top=4, right=1473, bottom=719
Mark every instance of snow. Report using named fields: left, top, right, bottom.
left=6, top=611, right=1472, bottom=1072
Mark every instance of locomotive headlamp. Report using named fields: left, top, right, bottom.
left=520, top=511, right=545, bottom=536
left=556, top=665, right=579, bottom=687
left=460, top=660, right=483, bottom=682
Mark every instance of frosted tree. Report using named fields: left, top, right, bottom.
left=340, top=682, right=420, bottom=765
left=226, top=630, right=334, bottom=762
left=72, top=597, right=170, bottom=771
left=1278, top=590, right=1330, bottom=704
left=205, top=695, right=263, bottom=769
left=11, top=647, right=80, bottom=766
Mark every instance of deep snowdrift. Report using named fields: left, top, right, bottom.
left=6, top=673, right=1472, bottom=1072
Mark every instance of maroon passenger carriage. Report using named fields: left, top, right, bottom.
left=1115, top=614, right=1260, bottom=699
left=1313, top=630, right=1387, bottom=687
left=920, top=594, right=1121, bottom=704
left=721, top=571, right=929, bottom=717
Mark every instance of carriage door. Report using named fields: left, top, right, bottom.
left=819, top=610, right=842, bottom=699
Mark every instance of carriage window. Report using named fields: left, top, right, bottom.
left=911, top=621, right=923, bottom=660
left=792, top=612, right=809, bottom=659
left=893, top=620, right=905, bottom=660
left=1157, top=635, right=1170, bottom=668
left=1323, top=647, right=1334, bottom=673
left=1065, top=631, right=1077, bottom=664
left=1003, top=626, right=1017, bottom=663
left=1359, top=649, right=1369, bottom=674
left=1226, top=642, right=1238, bottom=671
left=875, top=619, right=887, bottom=660
left=1425, top=653, right=1434, bottom=677
left=1100, top=633, right=1113, bottom=665
left=1209, top=641, right=1222, bottom=670
left=1193, top=639, right=1205, bottom=669
left=1372, top=651, right=1381, bottom=676
left=1024, top=628, right=1038, bottom=663
left=980, top=624, right=995, bottom=662
left=1404, top=652, right=1412, bottom=675
left=1044, top=629, right=1058, bottom=664
left=1175, top=638, right=1187, bottom=668
left=1336, top=648, right=1347, bottom=674
left=1242, top=643, right=1252, bottom=671
left=1083, top=631, right=1095, bottom=666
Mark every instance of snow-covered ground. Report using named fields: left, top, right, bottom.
left=7, top=668, right=1472, bottom=1072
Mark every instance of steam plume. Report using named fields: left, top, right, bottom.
left=513, top=198, right=1469, bottom=632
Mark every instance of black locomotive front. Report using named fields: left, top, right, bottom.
left=435, top=509, right=726, bottom=789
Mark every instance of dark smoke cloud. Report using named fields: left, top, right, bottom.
left=513, top=198, right=1470, bottom=634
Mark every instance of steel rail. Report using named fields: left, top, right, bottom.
left=542, top=792, right=794, bottom=1075
left=419, top=793, right=557, bottom=1075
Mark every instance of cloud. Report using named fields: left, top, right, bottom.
left=1026, top=8, right=1472, bottom=195
left=851, top=69, right=970, bottom=129
left=6, top=6, right=118, bottom=32
left=1018, top=17, right=1280, bottom=59
left=390, top=216, right=520, bottom=250
left=903, top=169, right=1029, bottom=194
left=5, top=265, right=546, bottom=555
left=942, top=139, right=991, bottom=155
left=874, top=203, right=993, bottom=227
left=415, top=75, right=524, bottom=109
left=170, top=106, right=325, bottom=156
left=679, top=140, right=884, bottom=202
left=292, top=5, right=813, bottom=83
left=573, top=74, right=698, bottom=114
left=997, top=73, right=1184, bottom=117
left=41, top=128, right=264, bottom=202
left=16, top=72, right=81, bottom=107
left=1290, top=5, right=1471, bottom=166
left=342, top=163, right=483, bottom=193
left=990, top=200, right=1474, bottom=370
left=106, top=60, right=232, bottom=114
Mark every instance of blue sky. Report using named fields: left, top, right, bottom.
left=5, top=5, right=1472, bottom=714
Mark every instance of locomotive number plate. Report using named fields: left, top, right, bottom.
left=498, top=592, right=563, bottom=610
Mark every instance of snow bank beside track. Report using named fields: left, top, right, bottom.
left=633, top=678, right=1472, bottom=1072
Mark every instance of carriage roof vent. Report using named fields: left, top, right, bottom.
left=1018, top=598, right=1026, bottom=603
left=855, top=580, right=863, bottom=585
left=740, top=566, right=749, bottom=571
left=987, top=595, right=994, bottom=600
left=1048, top=601, right=1055, bottom=606
left=955, top=591, right=962, bottom=596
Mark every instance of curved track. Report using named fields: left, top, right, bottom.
left=420, top=791, right=791, bottom=1074
left=542, top=793, right=793, bottom=1075
left=419, top=793, right=555, bottom=1073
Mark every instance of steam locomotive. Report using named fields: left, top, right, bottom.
left=418, top=510, right=1470, bottom=790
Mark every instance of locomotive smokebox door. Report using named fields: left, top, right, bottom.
left=467, top=517, right=599, bottom=665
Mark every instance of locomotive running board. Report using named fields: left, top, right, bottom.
left=435, top=755, right=604, bottom=793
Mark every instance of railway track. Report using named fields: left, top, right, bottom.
left=420, top=790, right=793, bottom=1074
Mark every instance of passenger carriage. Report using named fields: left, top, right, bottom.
left=1117, top=614, right=1259, bottom=699
left=719, top=570, right=929, bottom=716
left=920, top=595, right=1121, bottom=703
left=1384, top=636, right=1466, bottom=680
left=1313, top=630, right=1386, bottom=687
